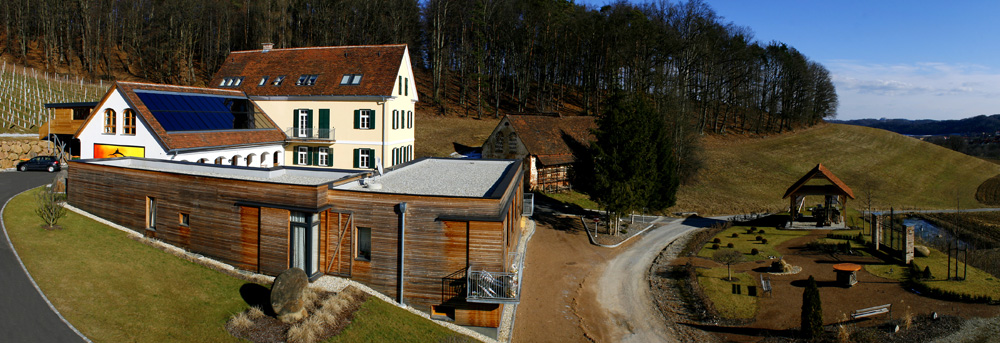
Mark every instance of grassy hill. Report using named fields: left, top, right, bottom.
left=671, top=123, right=1000, bottom=216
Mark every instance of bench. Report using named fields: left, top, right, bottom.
left=759, top=275, right=772, bottom=296
left=851, top=304, right=891, bottom=320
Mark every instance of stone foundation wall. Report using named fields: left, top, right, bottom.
left=0, top=138, right=62, bottom=169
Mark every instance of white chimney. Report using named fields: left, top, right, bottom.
left=262, top=42, right=274, bottom=52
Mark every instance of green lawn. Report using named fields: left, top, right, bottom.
left=3, top=188, right=247, bottom=342
left=695, top=267, right=758, bottom=319
left=543, top=190, right=600, bottom=210
left=697, top=226, right=812, bottom=261
left=328, top=297, right=474, bottom=343
left=4, top=188, right=473, bottom=342
left=865, top=247, right=1000, bottom=299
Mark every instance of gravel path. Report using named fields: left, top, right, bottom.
left=588, top=217, right=721, bottom=342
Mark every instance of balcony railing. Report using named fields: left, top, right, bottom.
left=466, top=251, right=522, bottom=304
left=284, top=127, right=336, bottom=141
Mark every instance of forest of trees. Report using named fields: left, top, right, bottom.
left=0, top=0, right=837, bottom=136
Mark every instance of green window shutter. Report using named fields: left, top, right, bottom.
left=353, top=110, right=361, bottom=129
left=306, top=109, right=314, bottom=137
left=405, top=78, right=409, bottom=96
left=319, top=109, right=330, bottom=138
left=369, top=149, right=377, bottom=167
left=398, top=76, right=403, bottom=95
left=367, top=110, right=375, bottom=129
left=293, top=109, right=300, bottom=133
left=326, top=149, right=334, bottom=167
left=309, top=147, right=318, bottom=165
left=293, top=146, right=301, bottom=165
left=353, top=149, right=360, bottom=168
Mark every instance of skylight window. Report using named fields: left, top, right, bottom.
left=340, top=74, right=362, bottom=85
left=258, top=76, right=269, bottom=86
left=219, top=77, right=244, bottom=87
left=296, top=74, right=319, bottom=86
left=272, top=76, right=285, bottom=86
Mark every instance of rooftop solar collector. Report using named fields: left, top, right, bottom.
left=135, top=90, right=255, bottom=131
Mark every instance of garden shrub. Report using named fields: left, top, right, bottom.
left=727, top=243, right=734, bottom=248
left=761, top=238, right=768, bottom=244
left=757, top=230, right=765, bottom=235
left=713, top=238, right=721, bottom=244
left=751, top=248, right=759, bottom=255
left=712, top=243, right=720, bottom=249
left=755, top=235, right=763, bottom=241
left=731, top=233, right=739, bottom=238
left=923, top=266, right=932, bottom=279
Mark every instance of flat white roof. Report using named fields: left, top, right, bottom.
left=335, top=158, right=517, bottom=198
left=84, top=158, right=361, bottom=186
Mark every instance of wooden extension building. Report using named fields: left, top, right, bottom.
left=66, top=157, right=526, bottom=327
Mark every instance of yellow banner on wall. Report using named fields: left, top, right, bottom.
left=94, top=144, right=145, bottom=158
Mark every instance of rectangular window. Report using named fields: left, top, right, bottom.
left=359, top=111, right=371, bottom=129
left=146, top=197, right=156, bottom=230
left=297, top=109, right=309, bottom=137
left=179, top=213, right=189, bottom=227
left=392, top=110, right=398, bottom=129
left=340, top=74, right=362, bottom=85
left=408, top=111, right=413, bottom=129
left=360, top=149, right=370, bottom=168
left=290, top=212, right=320, bottom=274
left=258, top=76, right=269, bottom=86
left=398, top=76, right=403, bottom=95
left=272, top=75, right=285, bottom=86
left=297, top=146, right=308, bottom=165
left=318, top=147, right=329, bottom=166
left=73, top=108, right=89, bottom=120
left=405, top=77, right=409, bottom=96
left=356, top=227, right=371, bottom=261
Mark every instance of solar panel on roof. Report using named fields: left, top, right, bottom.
left=135, top=90, right=254, bottom=132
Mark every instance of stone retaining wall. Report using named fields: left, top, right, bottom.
left=0, top=138, right=61, bottom=169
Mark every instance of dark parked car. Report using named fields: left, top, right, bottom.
left=16, top=156, right=61, bottom=172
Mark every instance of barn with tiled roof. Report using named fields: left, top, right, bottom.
left=483, top=114, right=596, bottom=192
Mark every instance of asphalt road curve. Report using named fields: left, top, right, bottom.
left=0, top=170, right=87, bottom=342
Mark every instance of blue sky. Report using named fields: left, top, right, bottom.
left=576, top=0, right=1000, bottom=120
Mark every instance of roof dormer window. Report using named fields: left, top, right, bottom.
left=297, top=74, right=319, bottom=86
left=272, top=76, right=285, bottom=86
left=340, top=74, right=362, bottom=85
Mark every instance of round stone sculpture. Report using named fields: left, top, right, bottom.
left=271, top=268, right=309, bottom=323
left=914, top=245, right=931, bottom=257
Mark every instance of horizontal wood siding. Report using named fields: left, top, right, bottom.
left=66, top=162, right=322, bottom=275
left=454, top=304, right=502, bottom=328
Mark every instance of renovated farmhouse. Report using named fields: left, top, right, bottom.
left=211, top=44, right=417, bottom=170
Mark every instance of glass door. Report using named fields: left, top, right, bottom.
left=290, top=211, right=320, bottom=275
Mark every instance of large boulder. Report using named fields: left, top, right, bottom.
left=270, top=268, right=309, bottom=323
left=914, top=245, right=931, bottom=257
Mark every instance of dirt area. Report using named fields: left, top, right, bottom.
left=667, top=229, right=1000, bottom=342
left=512, top=213, right=615, bottom=342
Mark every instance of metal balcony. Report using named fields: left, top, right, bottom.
left=466, top=251, right=522, bottom=304
left=284, top=127, right=335, bottom=141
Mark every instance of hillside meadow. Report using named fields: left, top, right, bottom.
left=670, top=123, right=1000, bottom=216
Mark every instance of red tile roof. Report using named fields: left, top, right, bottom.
left=783, top=164, right=856, bottom=199
left=210, top=45, right=408, bottom=97
left=506, top=115, right=596, bottom=166
left=76, top=82, right=286, bottom=151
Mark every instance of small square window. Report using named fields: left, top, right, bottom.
left=273, top=76, right=285, bottom=86
left=341, top=74, right=362, bottom=85
left=356, top=227, right=371, bottom=261
left=179, top=213, right=189, bottom=226
left=258, top=76, right=269, bottom=86
left=307, top=75, right=318, bottom=85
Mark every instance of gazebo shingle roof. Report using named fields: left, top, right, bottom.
left=783, top=164, right=855, bottom=199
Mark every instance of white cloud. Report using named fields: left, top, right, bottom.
left=826, top=60, right=1000, bottom=120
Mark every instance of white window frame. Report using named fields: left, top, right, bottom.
left=318, top=147, right=329, bottom=166
left=359, top=111, right=371, bottom=130
left=297, top=109, right=309, bottom=137
left=360, top=149, right=371, bottom=168
left=297, top=146, right=308, bottom=165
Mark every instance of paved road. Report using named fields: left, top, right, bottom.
left=592, top=216, right=723, bottom=343
left=0, top=170, right=87, bottom=342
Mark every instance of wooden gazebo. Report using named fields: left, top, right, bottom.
left=783, top=164, right=855, bottom=226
